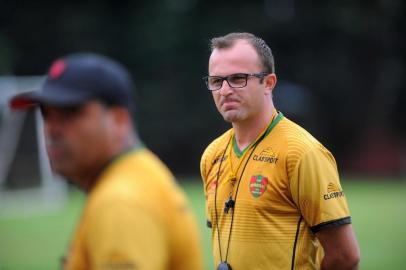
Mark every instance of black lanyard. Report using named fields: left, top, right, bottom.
left=213, top=112, right=283, bottom=267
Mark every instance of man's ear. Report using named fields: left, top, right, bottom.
left=110, top=106, right=132, bottom=134
left=264, top=73, right=277, bottom=96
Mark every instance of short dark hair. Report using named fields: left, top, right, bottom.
left=210, top=32, right=275, bottom=74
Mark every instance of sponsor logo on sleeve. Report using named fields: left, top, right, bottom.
left=252, top=147, right=278, bottom=164
left=212, top=154, right=227, bottom=165
left=323, top=182, right=345, bottom=200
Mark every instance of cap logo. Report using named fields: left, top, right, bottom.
left=49, top=59, right=65, bottom=79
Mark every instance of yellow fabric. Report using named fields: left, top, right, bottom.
left=64, top=148, right=203, bottom=270
left=200, top=114, right=350, bottom=270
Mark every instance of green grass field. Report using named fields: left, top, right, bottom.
left=0, top=178, right=405, bottom=270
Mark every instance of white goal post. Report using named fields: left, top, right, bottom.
left=0, top=76, right=68, bottom=218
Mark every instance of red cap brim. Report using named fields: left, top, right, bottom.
left=9, top=92, right=39, bottom=110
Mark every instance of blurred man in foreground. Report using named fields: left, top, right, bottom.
left=10, top=53, right=203, bottom=270
left=200, top=32, right=360, bottom=270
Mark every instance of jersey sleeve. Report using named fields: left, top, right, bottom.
left=200, top=143, right=213, bottom=228
left=200, top=131, right=232, bottom=229
left=86, top=198, right=168, bottom=270
left=290, top=146, right=351, bottom=233
left=200, top=146, right=209, bottom=187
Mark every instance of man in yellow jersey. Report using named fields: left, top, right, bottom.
left=9, top=53, right=203, bottom=270
left=200, top=32, right=360, bottom=270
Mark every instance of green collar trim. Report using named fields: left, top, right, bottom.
left=232, top=137, right=245, bottom=158
left=233, top=112, right=284, bottom=158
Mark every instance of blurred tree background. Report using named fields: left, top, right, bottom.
left=0, top=0, right=404, bottom=176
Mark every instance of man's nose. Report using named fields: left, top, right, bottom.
left=218, top=79, right=234, bottom=96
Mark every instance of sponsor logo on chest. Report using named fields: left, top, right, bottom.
left=252, top=147, right=278, bottom=164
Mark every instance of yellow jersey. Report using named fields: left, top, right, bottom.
left=200, top=111, right=351, bottom=270
left=64, top=146, right=203, bottom=270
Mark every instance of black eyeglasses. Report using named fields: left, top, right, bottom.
left=202, top=72, right=269, bottom=91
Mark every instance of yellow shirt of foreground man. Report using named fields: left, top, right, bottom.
left=65, top=146, right=203, bottom=270
left=201, top=111, right=351, bottom=270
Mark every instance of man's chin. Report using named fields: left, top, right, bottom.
left=222, top=111, right=242, bottom=123
left=53, top=169, right=82, bottom=187
left=51, top=163, right=74, bottom=179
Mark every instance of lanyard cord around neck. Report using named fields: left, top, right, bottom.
left=214, top=136, right=232, bottom=263
left=227, top=112, right=278, bottom=183
left=215, top=112, right=283, bottom=264
left=224, top=141, right=260, bottom=263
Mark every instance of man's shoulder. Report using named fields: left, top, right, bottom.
left=277, top=116, right=330, bottom=156
left=200, top=129, right=232, bottom=181
left=90, top=149, right=175, bottom=205
left=201, top=129, right=232, bottom=160
left=88, top=176, right=140, bottom=208
left=106, top=148, right=174, bottom=183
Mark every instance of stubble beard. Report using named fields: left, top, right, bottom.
left=221, top=109, right=245, bottom=123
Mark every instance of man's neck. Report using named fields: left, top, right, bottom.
left=232, top=107, right=275, bottom=151
left=77, top=134, right=139, bottom=192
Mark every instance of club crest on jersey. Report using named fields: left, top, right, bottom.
left=249, top=175, right=268, bottom=198
left=252, top=147, right=278, bottom=164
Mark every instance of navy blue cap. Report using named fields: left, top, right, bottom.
left=9, top=53, right=136, bottom=112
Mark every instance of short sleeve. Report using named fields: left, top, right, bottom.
left=200, top=144, right=212, bottom=227
left=290, top=147, right=351, bottom=233
left=86, top=199, right=168, bottom=270
left=200, top=146, right=209, bottom=186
